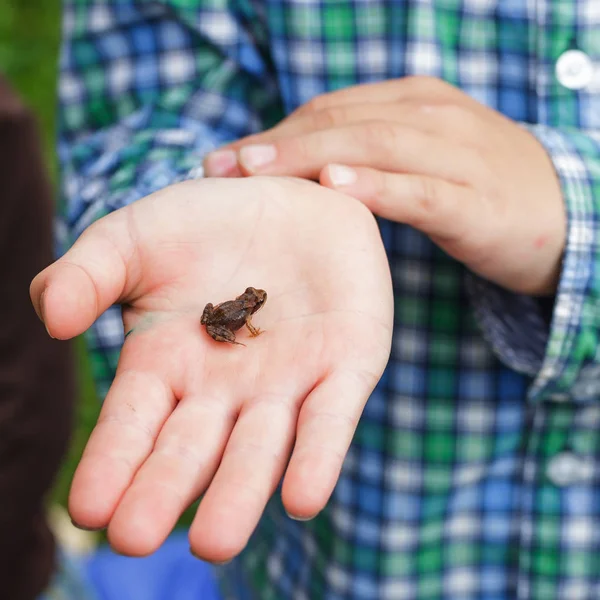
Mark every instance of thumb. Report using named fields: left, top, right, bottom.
left=30, top=209, right=137, bottom=340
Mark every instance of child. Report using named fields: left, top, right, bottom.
left=36, top=1, right=600, bottom=598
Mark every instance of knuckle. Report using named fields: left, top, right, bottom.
left=405, top=74, right=444, bottom=92
left=312, top=106, right=348, bottom=131
left=369, top=171, right=392, bottom=211
left=405, top=75, right=460, bottom=101
left=469, top=152, right=496, bottom=187
left=303, top=94, right=331, bottom=115
left=95, top=416, right=154, bottom=458
left=249, top=393, right=295, bottom=417
left=410, top=176, right=444, bottom=223
left=154, top=441, right=206, bottom=469
left=347, top=366, right=383, bottom=394
left=428, top=102, right=468, bottom=121
left=430, top=103, right=483, bottom=144
left=232, top=440, right=283, bottom=465
left=361, top=120, right=404, bottom=152
left=289, top=134, right=313, bottom=162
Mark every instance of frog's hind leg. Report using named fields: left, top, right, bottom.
left=245, top=317, right=263, bottom=338
left=207, top=324, right=246, bottom=346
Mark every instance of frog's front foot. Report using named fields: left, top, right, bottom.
left=245, top=319, right=263, bottom=338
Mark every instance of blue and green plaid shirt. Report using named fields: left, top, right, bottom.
left=59, top=1, right=600, bottom=598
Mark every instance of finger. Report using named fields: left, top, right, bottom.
left=107, top=391, right=237, bottom=556
left=205, top=101, right=484, bottom=177
left=69, top=367, right=176, bottom=531
left=30, top=209, right=138, bottom=340
left=206, top=101, right=421, bottom=167
left=236, top=123, right=488, bottom=186
left=321, top=164, right=482, bottom=242
left=281, top=369, right=376, bottom=519
left=189, top=394, right=297, bottom=563
left=69, top=319, right=194, bottom=532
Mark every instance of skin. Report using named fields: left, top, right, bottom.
left=30, top=176, right=393, bottom=563
left=30, top=76, right=568, bottom=565
left=205, top=76, right=566, bottom=296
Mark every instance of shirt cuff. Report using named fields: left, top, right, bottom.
left=467, top=123, right=600, bottom=402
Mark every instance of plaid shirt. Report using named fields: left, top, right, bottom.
left=59, top=1, right=600, bottom=598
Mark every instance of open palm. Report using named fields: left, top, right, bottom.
left=31, top=176, right=393, bottom=562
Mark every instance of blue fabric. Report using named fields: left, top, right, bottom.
left=85, top=533, right=221, bottom=600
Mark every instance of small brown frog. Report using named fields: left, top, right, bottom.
left=201, top=287, right=267, bottom=346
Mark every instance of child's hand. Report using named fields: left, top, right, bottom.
left=30, top=176, right=393, bottom=563
left=206, top=76, right=566, bottom=296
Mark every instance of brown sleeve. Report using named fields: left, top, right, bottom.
left=0, top=75, right=76, bottom=600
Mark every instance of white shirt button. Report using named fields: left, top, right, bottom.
left=547, top=451, right=593, bottom=487
left=555, top=49, right=594, bottom=90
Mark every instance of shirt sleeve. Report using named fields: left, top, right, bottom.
left=467, top=124, right=600, bottom=403
left=59, top=0, right=283, bottom=398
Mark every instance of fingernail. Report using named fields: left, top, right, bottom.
left=190, top=547, right=231, bottom=565
left=286, top=512, right=316, bottom=522
left=110, top=548, right=132, bottom=557
left=204, top=150, right=237, bottom=176
left=39, top=288, right=47, bottom=323
left=40, top=288, right=55, bottom=339
left=239, top=144, right=277, bottom=171
left=328, top=164, right=357, bottom=187
left=70, top=519, right=105, bottom=532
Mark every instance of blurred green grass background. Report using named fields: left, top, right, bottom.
left=0, top=1, right=102, bottom=508
left=0, top=2, right=62, bottom=172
